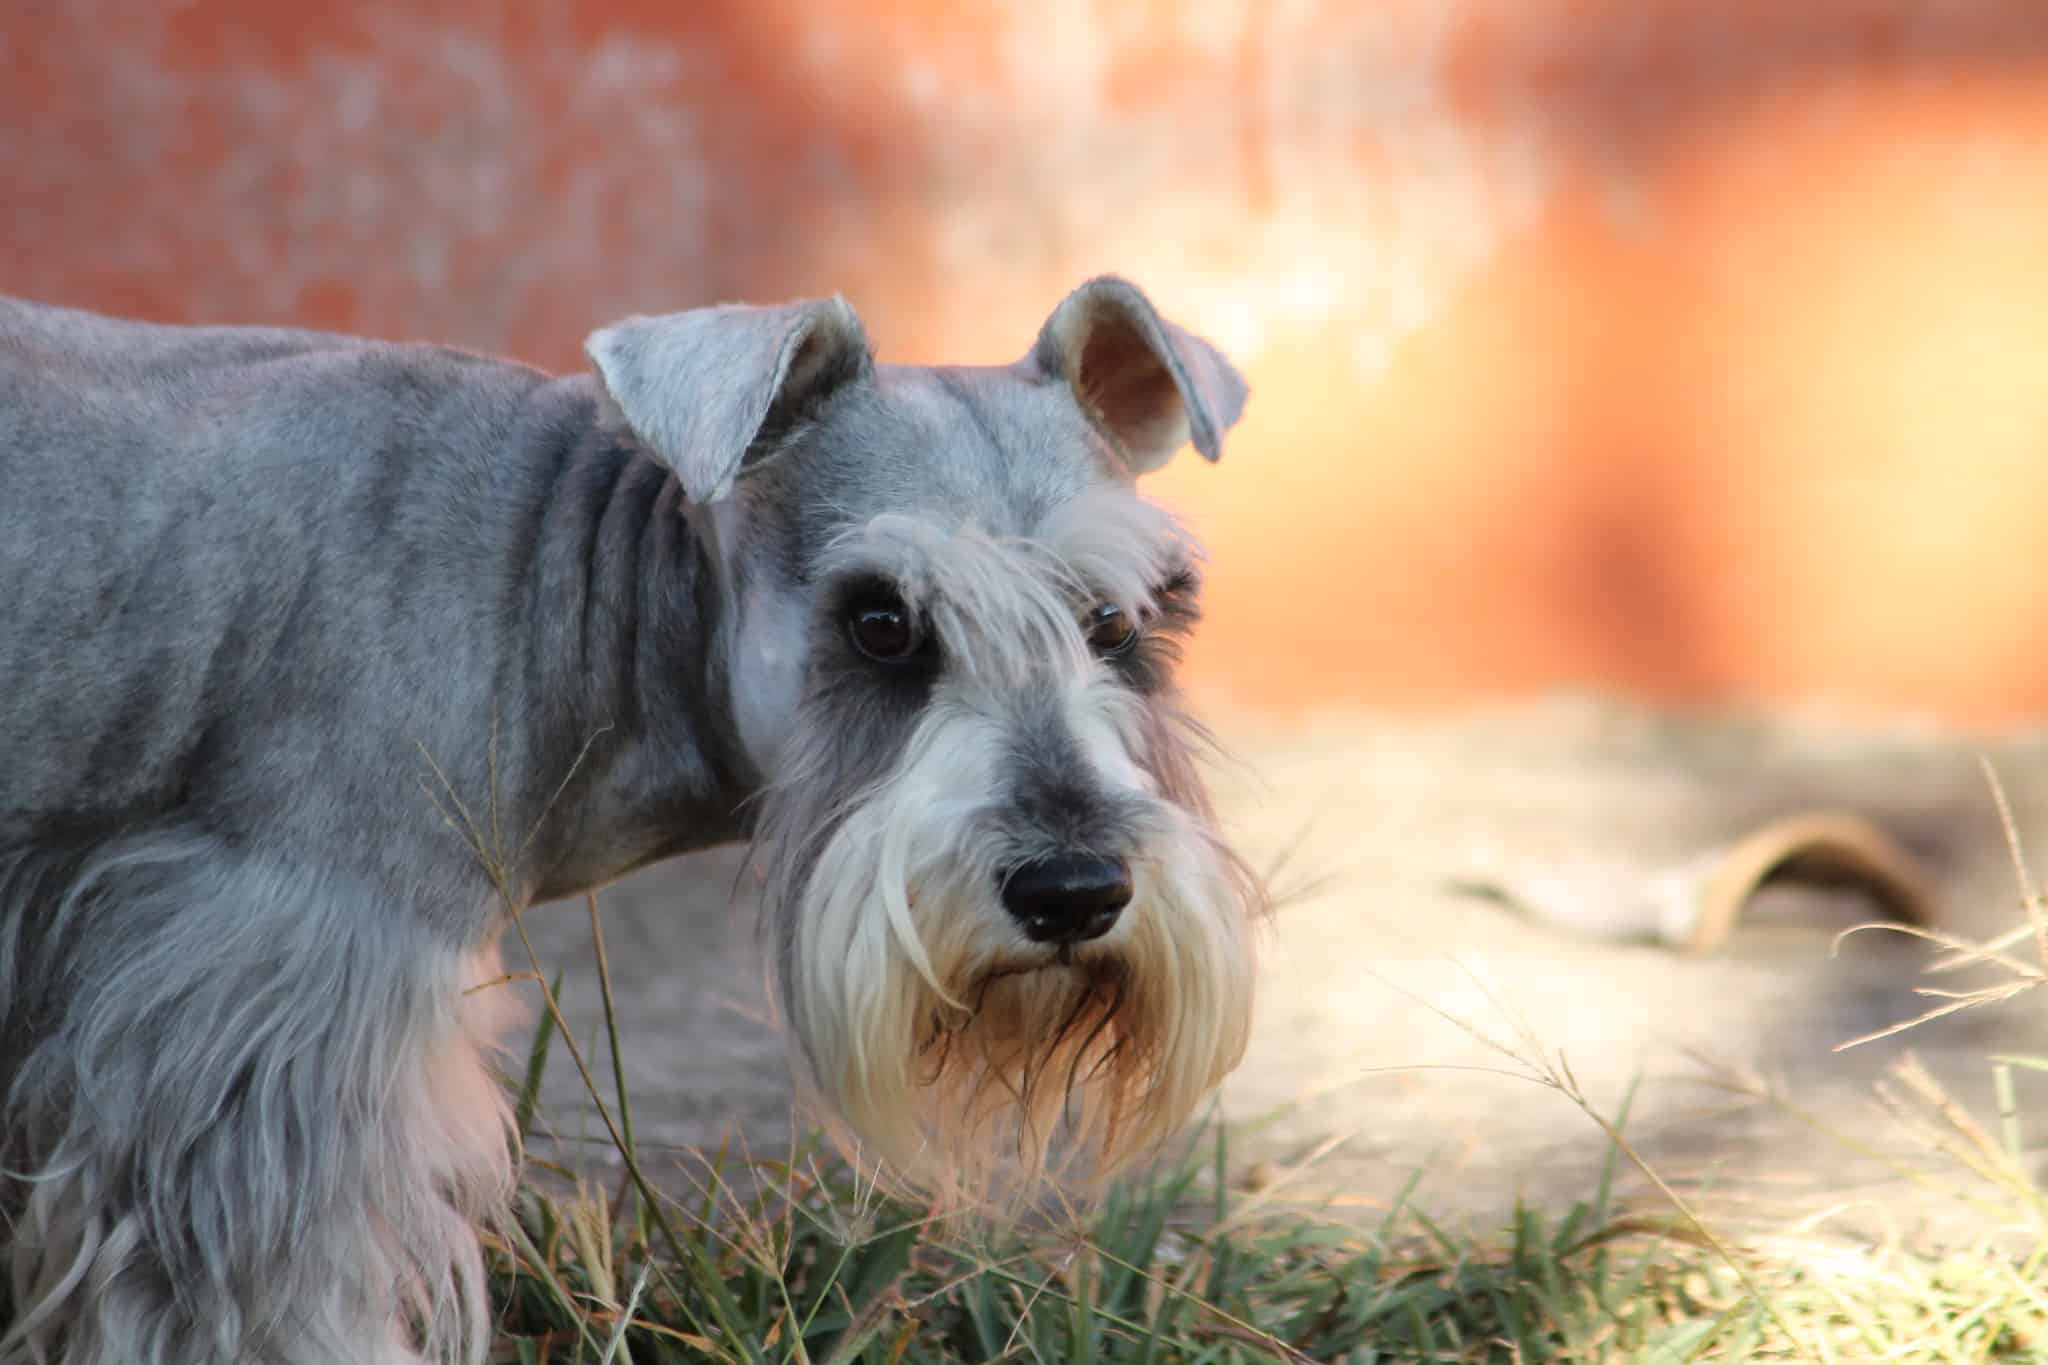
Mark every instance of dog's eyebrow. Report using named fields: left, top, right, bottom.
left=820, top=509, right=1201, bottom=645
left=1135, top=565, right=1201, bottom=638
left=1079, top=561, right=1195, bottom=614
left=1037, top=487, right=1200, bottom=606
left=1152, top=563, right=1198, bottom=597
left=814, top=516, right=960, bottom=608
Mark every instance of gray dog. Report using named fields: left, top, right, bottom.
left=0, top=277, right=1262, bottom=1363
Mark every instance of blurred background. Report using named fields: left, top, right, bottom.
left=20, top=1, right=2048, bottom=1241
left=9, top=0, right=2048, bottom=731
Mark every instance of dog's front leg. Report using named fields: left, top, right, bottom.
left=0, top=832, right=520, bottom=1365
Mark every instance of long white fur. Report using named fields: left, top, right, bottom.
left=781, top=497, right=1259, bottom=1202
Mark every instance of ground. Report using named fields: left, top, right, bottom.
left=518, top=694, right=2048, bottom=1252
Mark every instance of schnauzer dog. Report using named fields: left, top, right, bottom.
left=0, top=276, right=1261, bottom=1363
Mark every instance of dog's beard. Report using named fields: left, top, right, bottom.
left=798, top=845, right=1255, bottom=1204
left=762, top=695, right=1260, bottom=1205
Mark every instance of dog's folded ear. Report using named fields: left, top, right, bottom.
left=1029, top=276, right=1248, bottom=475
left=585, top=298, right=872, bottom=505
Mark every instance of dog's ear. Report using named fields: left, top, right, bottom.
left=1028, top=276, right=1248, bottom=475
left=585, top=298, right=872, bottom=505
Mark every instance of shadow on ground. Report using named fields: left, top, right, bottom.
left=518, top=695, right=2048, bottom=1245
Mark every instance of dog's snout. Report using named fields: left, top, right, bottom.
left=999, top=855, right=1133, bottom=945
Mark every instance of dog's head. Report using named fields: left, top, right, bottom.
left=586, top=278, right=1261, bottom=1198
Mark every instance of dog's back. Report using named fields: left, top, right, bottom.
left=0, top=298, right=561, bottom=847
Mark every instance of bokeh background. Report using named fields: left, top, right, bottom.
left=10, top=0, right=2048, bottom=729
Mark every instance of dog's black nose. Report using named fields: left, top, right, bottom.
left=999, top=856, right=1133, bottom=945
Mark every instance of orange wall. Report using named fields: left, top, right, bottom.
left=10, top=2, right=2048, bottom=728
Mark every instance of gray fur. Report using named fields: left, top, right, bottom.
left=1, top=837, right=507, bottom=1364
left=585, top=296, right=871, bottom=505
left=0, top=276, right=1250, bottom=1362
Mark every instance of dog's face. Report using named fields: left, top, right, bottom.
left=587, top=279, right=1261, bottom=1196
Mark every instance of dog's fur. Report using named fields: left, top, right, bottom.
left=0, top=278, right=1259, bottom=1362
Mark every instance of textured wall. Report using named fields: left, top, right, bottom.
left=9, top=1, right=2048, bottom=726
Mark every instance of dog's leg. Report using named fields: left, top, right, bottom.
left=0, top=833, right=520, bottom=1365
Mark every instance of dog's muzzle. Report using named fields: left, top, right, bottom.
left=998, top=854, right=1133, bottom=945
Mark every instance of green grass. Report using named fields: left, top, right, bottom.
left=488, top=1114, right=1761, bottom=1364
left=491, top=1074, right=2048, bottom=1363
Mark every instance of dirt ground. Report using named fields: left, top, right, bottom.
left=518, top=694, right=2048, bottom=1247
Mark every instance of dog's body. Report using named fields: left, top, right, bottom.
left=0, top=281, right=1258, bottom=1363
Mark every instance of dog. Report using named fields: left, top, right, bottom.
left=0, top=276, right=1262, bottom=1363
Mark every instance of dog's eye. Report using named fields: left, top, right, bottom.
left=1085, top=603, right=1139, bottom=657
left=848, top=596, right=922, bottom=663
